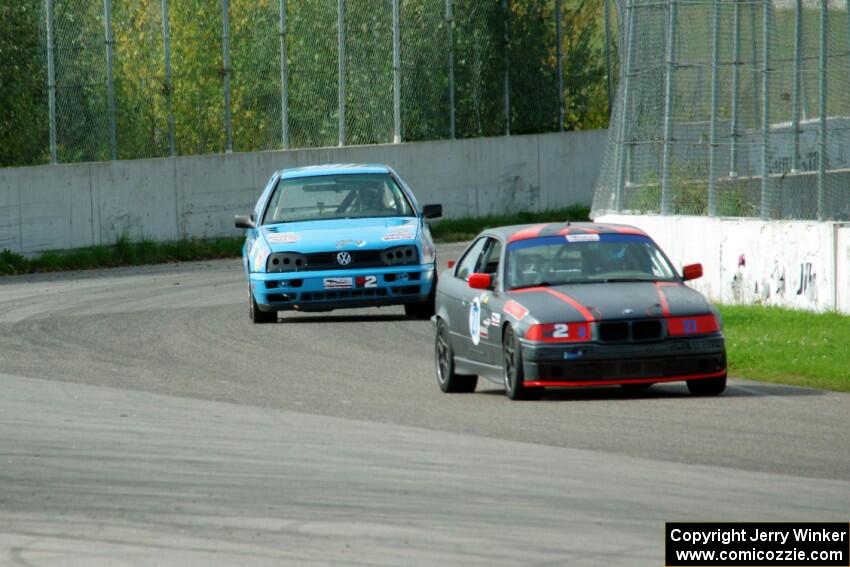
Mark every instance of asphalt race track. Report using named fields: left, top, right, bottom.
left=1, top=243, right=848, bottom=566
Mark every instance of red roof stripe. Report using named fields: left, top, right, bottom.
left=507, top=223, right=551, bottom=243
left=595, top=223, right=647, bottom=236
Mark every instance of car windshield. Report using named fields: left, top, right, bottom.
left=506, top=234, right=678, bottom=289
left=263, top=173, right=415, bottom=225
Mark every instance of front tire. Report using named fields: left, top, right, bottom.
left=435, top=319, right=477, bottom=393
left=502, top=325, right=542, bottom=401
left=249, top=286, right=277, bottom=324
left=687, top=374, right=727, bottom=396
left=405, top=272, right=437, bottom=319
left=405, top=300, right=434, bottom=320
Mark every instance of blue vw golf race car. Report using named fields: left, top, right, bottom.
left=235, top=164, right=442, bottom=323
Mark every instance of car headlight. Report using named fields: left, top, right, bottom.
left=267, top=252, right=307, bottom=272
left=250, top=239, right=271, bottom=273
left=418, top=232, right=435, bottom=265
left=382, top=245, right=419, bottom=266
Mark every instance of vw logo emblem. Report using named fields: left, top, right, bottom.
left=622, top=308, right=634, bottom=315
left=336, top=251, right=352, bottom=266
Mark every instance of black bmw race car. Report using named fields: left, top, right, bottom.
left=433, top=222, right=727, bottom=400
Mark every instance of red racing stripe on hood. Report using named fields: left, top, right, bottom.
left=654, top=283, right=671, bottom=317
left=512, top=287, right=594, bottom=322
left=653, top=281, right=681, bottom=317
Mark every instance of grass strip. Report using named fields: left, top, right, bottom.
left=0, top=235, right=244, bottom=276
left=0, top=205, right=590, bottom=276
left=720, top=305, right=849, bottom=392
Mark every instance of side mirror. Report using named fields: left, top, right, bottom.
left=447, top=259, right=456, bottom=269
left=682, top=263, right=703, bottom=281
left=422, top=204, right=443, bottom=219
left=234, top=214, right=255, bottom=229
left=468, top=273, right=492, bottom=290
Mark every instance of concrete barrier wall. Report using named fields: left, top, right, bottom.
left=838, top=226, right=850, bottom=314
left=0, top=130, right=607, bottom=255
left=595, top=213, right=850, bottom=314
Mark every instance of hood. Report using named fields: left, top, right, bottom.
left=260, top=217, right=419, bottom=253
left=509, top=281, right=712, bottom=323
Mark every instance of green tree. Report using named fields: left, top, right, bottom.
left=0, top=0, right=49, bottom=166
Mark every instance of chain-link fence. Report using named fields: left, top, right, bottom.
left=1, top=0, right=612, bottom=168
left=593, top=0, right=850, bottom=221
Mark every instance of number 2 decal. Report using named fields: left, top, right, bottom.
left=552, top=323, right=569, bottom=338
left=364, top=275, right=377, bottom=288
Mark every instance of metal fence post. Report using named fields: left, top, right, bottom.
left=103, top=0, right=117, bottom=160
left=502, top=0, right=510, bottom=136
left=660, top=0, right=678, bottom=216
left=279, top=0, right=289, bottom=149
left=614, top=0, right=635, bottom=212
left=445, top=0, right=455, bottom=139
left=162, top=0, right=176, bottom=156
left=604, top=0, right=613, bottom=118
left=338, top=0, right=345, bottom=146
left=791, top=0, right=802, bottom=172
left=759, top=0, right=774, bottom=219
left=222, top=0, right=233, bottom=153
left=708, top=0, right=720, bottom=216
left=817, top=0, right=828, bottom=220
left=750, top=1, right=760, bottom=132
left=392, top=0, right=401, bottom=144
left=729, top=0, right=740, bottom=177
left=45, top=0, right=57, bottom=164
left=556, top=0, right=564, bottom=131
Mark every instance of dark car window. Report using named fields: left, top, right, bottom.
left=476, top=238, right=502, bottom=276
left=262, top=173, right=414, bottom=225
left=506, top=234, right=678, bottom=289
left=455, top=238, right=488, bottom=281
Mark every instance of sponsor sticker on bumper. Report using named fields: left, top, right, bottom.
left=324, top=277, right=353, bottom=289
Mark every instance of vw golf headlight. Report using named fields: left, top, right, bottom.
left=250, top=238, right=271, bottom=273
left=418, top=232, right=435, bottom=265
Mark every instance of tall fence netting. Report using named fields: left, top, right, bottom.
left=2, top=0, right=612, bottom=168
left=593, top=0, right=850, bottom=221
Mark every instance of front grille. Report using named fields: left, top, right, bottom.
left=301, top=288, right=389, bottom=302
left=268, top=247, right=420, bottom=273
left=304, top=250, right=384, bottom=270
left=541, top=354, right=725, bottom=381
left=390, top=285, right=420, bottom=295
left=599, top=319, right=663, bottom=342
left=599, top=322, right=629, bottom=341
left=632, top=320, right=662, bottom=340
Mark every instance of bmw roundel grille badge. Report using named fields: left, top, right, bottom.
left=336, top=251, right=352, bottom=266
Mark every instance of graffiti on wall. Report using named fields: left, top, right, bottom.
left=796, top=262, right=817, bottom=301
left=730, top=253, right=816, bottom=305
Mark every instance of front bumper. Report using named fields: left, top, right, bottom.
left=250, top=264, right=434, bottom=312
left=519, top=336, right=726, bottom=386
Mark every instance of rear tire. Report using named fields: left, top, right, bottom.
left=249, top=287, right=277, bottom=324
left=502, top=325, right=543, bottom=401
left=687, top=374, right=727, bottom=396
left=435, top=319, right=477, bottom=393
